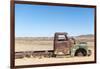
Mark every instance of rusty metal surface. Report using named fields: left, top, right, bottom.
left=54, top=32, right=72, bottom=55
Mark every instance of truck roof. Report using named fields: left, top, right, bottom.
left=55, top=32, right=68, bottom=35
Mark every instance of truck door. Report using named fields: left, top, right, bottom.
left=54, top=33, right=71, bottom=55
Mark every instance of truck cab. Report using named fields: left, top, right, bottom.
left=54, top=32, right=72, bottom=56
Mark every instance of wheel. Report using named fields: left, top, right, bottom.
left=75, top=48, right=87, bottom=56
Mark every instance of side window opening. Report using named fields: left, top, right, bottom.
left=57, top=35, right=66, bottom=41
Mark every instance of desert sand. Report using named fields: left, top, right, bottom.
left=15, top=35, right=95, bottom=66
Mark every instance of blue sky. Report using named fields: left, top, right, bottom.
left=15, top=4, right=94, bottom=37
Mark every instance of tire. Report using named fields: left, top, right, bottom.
left=75, top=48, right=87, bottom=56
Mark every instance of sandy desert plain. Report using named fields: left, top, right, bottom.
left=15, top=34, right=95, bottom=66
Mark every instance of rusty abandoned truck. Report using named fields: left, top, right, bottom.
left=15, top=32, right=91, bottom=59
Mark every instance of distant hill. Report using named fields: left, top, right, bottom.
left=15, top=37, right=54, bottom=41
left=15, top=34, right=94, bottom=42
left=75, top=34, right=94, bottom=42
left=76, top=34, right=94, bottom=38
